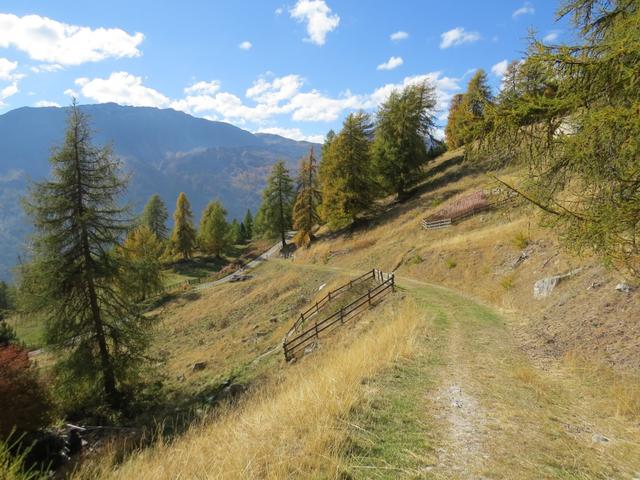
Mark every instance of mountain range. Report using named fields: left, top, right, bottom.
left=0, top=103, right=320, bottom=280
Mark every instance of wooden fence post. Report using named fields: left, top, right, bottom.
left=391, top=273, right=395, bottom=292
left=340, top=307, right=344, bottom=324
left=368, top=288, right=371, bottom=306
left=316, top=302, right=319, bottom=313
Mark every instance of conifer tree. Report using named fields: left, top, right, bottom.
left=372, top=82, right=437, bottom=198
left=243, top=209, right=253, bottom=239
left=239, top=222, right=248, bottom=243
left=20, top=103, right=148, bottom=408
left=140, top=194, right=169, bottom=240
left=320, top=112, right=375, bottom=228
left=293, top=148, right=321, bottom=247
left=259, top=161, right=294, bottom=248
left=474, top=0, right=640, bottom=275
left=170, top=192, right=196, bottom=259
left=198, top=200, right=229, bottom=257
left=117, top=225, right=163, bottom=301
left=229, top=219, right=243, bottom=245
left=445, top=70, right=493, bottom=148
left=444, top=94, right=465, bottom=148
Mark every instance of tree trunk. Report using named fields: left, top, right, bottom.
left=72, top=112, right=119, bottom=407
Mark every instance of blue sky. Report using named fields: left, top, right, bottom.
left=0, top=0, right=571, bottom=141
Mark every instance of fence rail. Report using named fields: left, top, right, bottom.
left=422, top=193, right=517, bottom=230
left=283, top=271, right=395, bottom=361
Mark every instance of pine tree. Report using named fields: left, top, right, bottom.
left=198, top=200, right=229, bottom=257
left=293, top=148, right=321, bottom=247
left=229, top=219, right=243, bottom=245
left=444, top=94, right=465, bottom=148
left=475, top=0, right=640, bottom=275
left=259, top=161, right=295, bottom=249
left=320, top=112, right=375, bottom=228
left=445, top=70, right=493, bottom=148
left=372, top=82, right=437, bottom=198
left=140, top=194, right=169, bottom=240
left=243, top=209, right=253, bottom=239
left=117, top=225, right=163, bottom=301
left=239, top=222, right=248, bottom=243
left=170, top=192, right=196, bottom=259
left=20, top=103, right=148, bottom=408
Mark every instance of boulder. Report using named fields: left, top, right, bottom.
left=615, top=282, right=634, bottom=293
left=533, top=268, right=582, bottom=299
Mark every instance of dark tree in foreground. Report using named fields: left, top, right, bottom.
left=140, top=194, right=169, bottom=240
left=293, top=148, right=321, bottom=247
left=259, top=161, right=294, bottom=249
left=20, top=103, right=149, bottom=408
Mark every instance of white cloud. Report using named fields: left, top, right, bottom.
left=0, top=58, right=17, bottom=80
left=35, top=100, right=60, bottom=107
left=390, top=31, right=409, bottom=41
left=30, top=63, right=64, bottom=73
left=440, top=27, right=480, bottom=49
left=0, top=13, right=143, bottom=65
left=238, top=40, right=252, bottom=50
left=75, top=72, right=170, bottom=107
left=513, top=3, right=535, bottom=18
left=257, top=127, right=323, bottom=143
left=246, top=74, right=303, bottom=105
left=64, top=88, right=78, bottom=98
left=1, top=82, right=18, bottom=99
left=377, top=56, right=403, bottom=71
left=491, top=59, right=509, bottom=78
left=290, top=0, right=340, bottom=46
left=184, top=80, right=221, bottom=95
left=275, top=7, right=284, bottom=15
left=543, top=30, right=560, bottom=42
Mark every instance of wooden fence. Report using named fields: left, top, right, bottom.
left=283, top=270, right=395, bottom=361
left=422, top=192, right=517, bottom=230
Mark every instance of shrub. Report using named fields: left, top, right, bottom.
left=0, top=345, right=51, bottom=440
left=0, top=321, right=17, bottom=346
left=445, top=258, right=457, bottom=269
left=500, top=274, right=515, bottom=291
left=0, top=438, right=43, bottom=480
left=512, top=231, right=530, bottom=250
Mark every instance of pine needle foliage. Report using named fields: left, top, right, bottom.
left=243, top=209, right=254, bottom=239
left=259, top=161, right=295, bottom=248
left=445, top=70, right=493, bottom=148
left=320, top=113, right=375, bottom=229
left=170, top=192, right=196, bottom=260
left=117, top=225, right=163, bottom=301
left=19, top=103, right=148, bottom=409
left=198, top=201, right=229, bottom=257
left=293, top=148, right=321, bottom=248
left=372, top=82, right=437, bottom=198
left=470, top=0, right=640, bottom=275
left=140, top=194, right=169, bottom=240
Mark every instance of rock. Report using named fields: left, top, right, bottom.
left=587, top=281, right=602, bottom=290
left=270, top=317, right=278, bottom=323
left=615, top=282, right=634, bottom=293
left=192, top=361, right=207, bottom=372
left=592, top=433, right=610, bottom=444
left=318, top=283, right=327, bottom=291
left=176, top=373, right=186, bottom=382
left=511, top=251, right=529, bottom=269
left=533, top=268, right=582, bottom=299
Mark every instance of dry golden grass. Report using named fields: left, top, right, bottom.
left=76, top=299, right=422, bottom=480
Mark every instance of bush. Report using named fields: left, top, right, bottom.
left=445, top=258, right=457, bottom=269
left=512, top=231, right=530, bottom=250
left=0, top=345, right=51, bottom=440
left=0, top=438, right=43, bottom=480
left=0, top=321, right=17, bottom=346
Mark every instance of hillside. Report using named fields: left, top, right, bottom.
left=51, top=148, right=640, bottom=479
left=0, top=103, right=320, bottom=280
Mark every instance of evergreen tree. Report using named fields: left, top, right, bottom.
left=259, top=161, right=295, bottom=248
left=372, top=82, right=437, bottom=198
left=117, top=225, right=163, bottom=301
left=140, top=194, right=169, bottom=240
left=252, top=204, right=268, bottom=239
left=444, top=94, right=465, bottom=148
left=198, top=200, right=229, bottom=257
left=239, top=222, right=248, bottom=243
left=320, top=112, right=375, bottom=228
left=229, top=219, right=243, bottom=245
left=475, top=0, right=640, bottom=275
left=19, top=103, right=148, bottom=408
left=445, top=70, right=493, bottom=148
left=243, top=209, right=254, bottom=239
left=293, top=148, right=321, bottom=247
left=170, top=192, right=196, bottom=259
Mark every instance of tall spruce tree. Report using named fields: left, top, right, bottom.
left=20, top=103, right=148, bottom=408
left=140, top=194, right=169, bottom=240
left=243, top=209, right=254, bottom=239
left=292, top=148, right=321, bottom=247
left=372, top=82, right=437, bottom=198
left=259, top=161, right=294, bottom=249
left=198, top=200, right=229, bottom=257
left=320, top=112, right=375, bottom=228
left=170, top=192, right=196, bottom=259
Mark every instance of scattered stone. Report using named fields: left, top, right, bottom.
left=592, top=433, right=610, bottom=444
left=176, top=373, right=185, bottom=382
left=318, top=283, right=326, bottom=291
left=533, top=268, right=582, bottom=299
left=192, top=361, right=207, bottom=372
left=615, top=282, right=634, bottom=293
left=270, top=317, right=278, bottom=323
left=587, top=281, right=602, bottom=290
left=511, top=251, right=529, bottom=269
